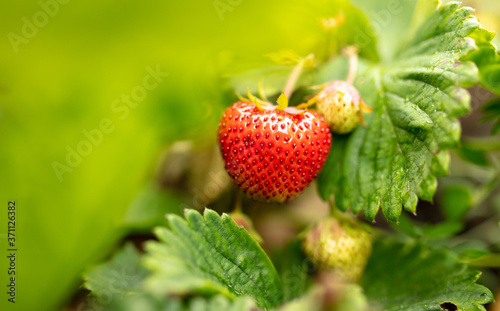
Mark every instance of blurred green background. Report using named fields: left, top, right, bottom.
left=1, top=0, right=500, bottom=310
left=0, top=1, right=360, bottom=310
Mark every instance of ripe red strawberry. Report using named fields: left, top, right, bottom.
left=218, top=101, right=332, bottom=203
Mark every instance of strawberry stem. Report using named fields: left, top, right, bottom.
left=246, top=88, right=273, bottom=111
left=283, top=60, right=305, bottom=100
left=345, top=46, right=359, bottom=85
left=329, top=197, right=339, bottom=217
left=282, top=54, right=314, bottom=102
left=232, top=189, right=242, bottom=214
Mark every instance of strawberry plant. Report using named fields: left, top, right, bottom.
left=77, top=1, right=500, bottom=311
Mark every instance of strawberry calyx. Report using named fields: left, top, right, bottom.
left=235, top=52, right=315, bottom=115
left=296, top=95, right=318, bottom=110
left=276, top=93, right=288, bottom=110
left=236, top=89, right=308, bottom=115
left=236, top=90, right=275, bottom=111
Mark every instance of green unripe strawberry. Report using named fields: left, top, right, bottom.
left=315, top=81, right=370, bottom=134
left=302, top=215, right=372, bottom=282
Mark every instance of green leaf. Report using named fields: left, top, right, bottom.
left=318, top=3, right=484, bottom=222
left=463, top=27, right=500, bottom=95
left=182, top=295, right=257, bottom=311
left=492, top=120, right=500, bottom=135
left=121, top=183, right=185, bottom=231
left=456, top=145, right=491, bottom=166
left=276, top=240, right=311, bottom=302
left=84, top=243, right=148, bottom=299
left=482, top=98, right=500, bottom=121
left=143, top=209, right=283, bottom=310
left=277, top=289, right=322, bottom=311
left=442, top=184, right=473, bottom=221
left=350, top=0, right=439, bottom=62
left=86, top=292, right=256, bottom=311
left=103, top=294, right=257, bottom=311
left=317, top=135, right=349, bottom=201
left=481, top=98, right=500, bottom=135
left=278, top=285, right=369, bottom=311
left=461, top=248, right=491, bottom=260
left=421, top=221, right=463, bottom=239
left=391, top=214, right=464, bottom=240
left=361, top=239, right=494, bottom=311
left=83, top=243, right=258, bottom=311
left=463, top=253, right=500, bottom=268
